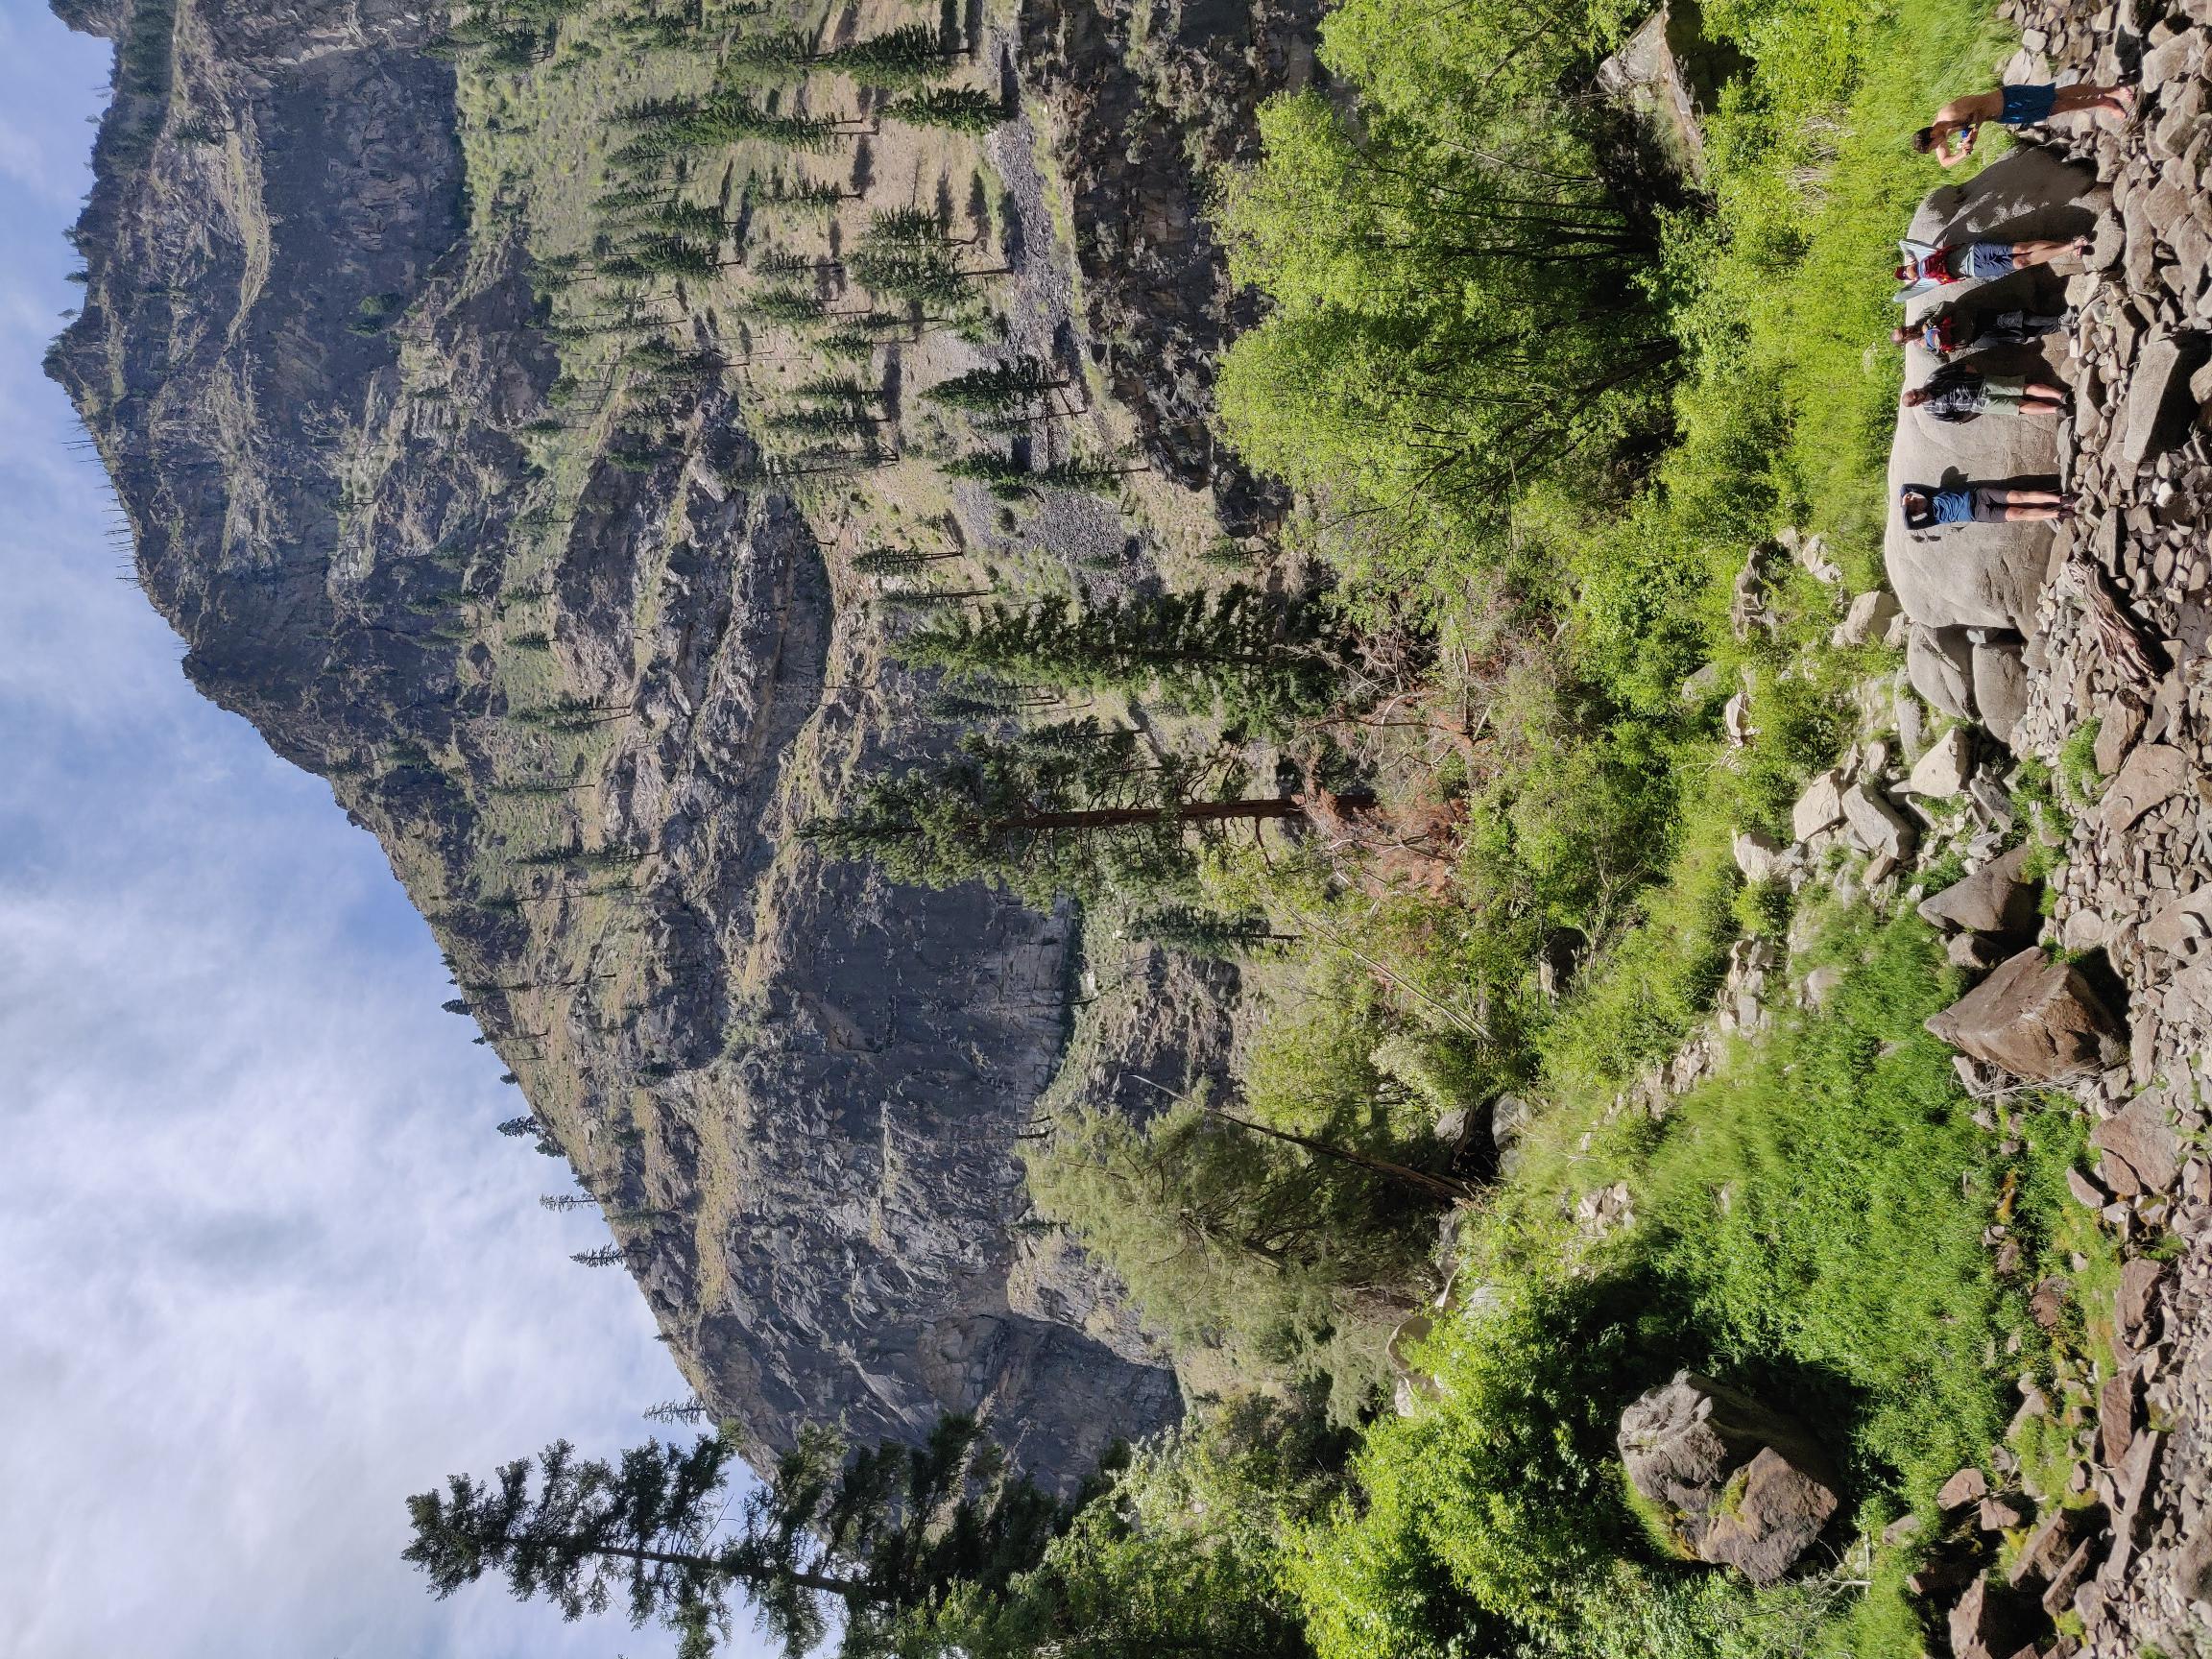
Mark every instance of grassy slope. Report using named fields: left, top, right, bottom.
left=1275, top=2, right=2134, bottom=1656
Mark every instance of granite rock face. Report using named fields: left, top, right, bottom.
left=48, top=0, right=1185, bottom=1488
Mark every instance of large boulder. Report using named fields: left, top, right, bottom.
left=1885, top=148, right=2100, bottom=633
left=1618, top=1371, right=1840, bottom=1584
left=1917, top=845, right=2041, bottom=936
left=1925, top=947, right=2123, bottom=1081
left=1908, top=624, right=1980, bottom=719
left=1971, top=639, right=2029, bottom=748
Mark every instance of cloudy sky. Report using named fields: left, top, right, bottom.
left=0, top=7, right=757, bottom=1655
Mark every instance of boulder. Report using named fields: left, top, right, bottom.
left=1840, top=781, right=1915, bottom=863
left=1925, top=948, right=2124, bottom=1082
left=2099, top=742, right=2188, bottom=832
left=1917, top=846, right=2041, bottom=936
left=1970, top=641, right=2029, bottom=749
left=2141, top=884, right=2212, bottom=955
left=1949, top=1576, right=2036, bottom=1659
left=1791, top=769, right=1848, bottom=840
left=1733, top=829, right=1785, bottom=884
left=1618, top=1371, right=1840, bottom=1585
left=1887, top=147, right=2096, bottom=632
left=1832, top=588, right=1901, bottom=648
left=2092, top=1094, right=2181, bottom=1193
left=2120, top=335, right=2203, bottom=469
left=1908, top=726, right=1975, bottom=797
left=1937, top=1465, right=1989, bottom=1511
left=1909, top=625, right=1980, bottom=719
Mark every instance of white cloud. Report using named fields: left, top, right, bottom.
left=0, top=7, right=771, bottom=1657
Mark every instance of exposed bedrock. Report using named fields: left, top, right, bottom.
left=50, top=0, right=1182, bottom=1489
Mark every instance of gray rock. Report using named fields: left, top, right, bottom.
left=1970, top=641, right=2029, bottom=748
left=1918, top=846, right=2041, bottom=936
left=1909, top=625, right=1979, bottom=719
left=1831, top=588, right=1900, bottom=648
left=1840, top=781, right=1916, bottom=863
left=1791, top=769, right=1848, bottom=841
left=1925, top=948, right=2124, bottom=1082
left=1618, top=1370, right=1840, bottom=1585
left=1733, top=829, right=1785, bottom=884
left=1907, top=726, right=1975, bottom=797
left=2142, top=883, right=2212, bottom=954
left=2100, top=742, right=2188, bottom=831
left=2121, top=335, right=2201, bottom=469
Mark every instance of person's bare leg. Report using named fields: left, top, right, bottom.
left=2051, top=83, right=2134, bottom=122
left=2000, top=503, right=2062, bottom=521
left=2013, top=238, right=2088, bottom=270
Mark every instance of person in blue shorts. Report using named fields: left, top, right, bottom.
left=1900, top=482, right=2073, bottom=529
left=1896, top=236, right=2089, bottom=290
left=1914, top=80, right=2135, bottom=166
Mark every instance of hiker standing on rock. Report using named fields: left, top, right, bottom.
left=1902, top=363, right=2068, bottom=421
left=1913, top=81, right=2136, bottom=166
left=1900, top=482, right=2075, bottom=527
left=1891, top=306, right=2071, bottom=357
left=1896, top=236, right=2090, bottom=292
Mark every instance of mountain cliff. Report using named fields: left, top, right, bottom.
left=44, top=0, right=1312, bottom=1486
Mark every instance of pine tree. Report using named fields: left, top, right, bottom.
left=540, top=1193, right=599, bottom=1213
left=813, top=23, right=960, bottom=87
left=762, top=407, right=881, bottom=440
left=643, top=1399, right=709, bottom=1425
left=881, top=87, right=1007, bottom=134
left=942, top=450, right=1035, bottom=501
left=745, top=176, right=853, bottom=217
left=861, top=206, right=961, bottom=252
left=921, top=356, right=1067, bottom=416
left=897, top=586, right=1332, bottom=727
left=803, top=719, right=1310, bottom=904
left=741, top=284, right=830, bottom=326
left=851, top=545, right=961, bottom=577
left=404, top=1416, right=1060, bottom=1658
left=849, top=247, right=1000, bottom=309
left=570, top=1244, right=629, bottom=1266
left=1124, top=903, right=1299, bottom=957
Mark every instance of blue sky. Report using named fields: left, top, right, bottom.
left=0, top=6, right=748, bottom=1655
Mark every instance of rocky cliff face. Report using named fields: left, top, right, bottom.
left=47, top=0, right=1208, bottom=1488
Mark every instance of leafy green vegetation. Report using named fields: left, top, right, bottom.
left=399, top=0, right=2114, bottom=1655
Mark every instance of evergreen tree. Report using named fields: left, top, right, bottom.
left=849, top=247, right=999, bottom=309
left=882, top=87, right=1008, bottom=134
left=921, top=357, right=1068, bottom=416
left=746, top=176, right=853, bottom=217
left=642, top=1399, right=709, bottom=1426
left=851, top=545, right=961, bottom=577
left=860, top=206, right=959, bottom=252
left=741, top=285, right=830, bottom=327
left=803, top=719, right=1307, bottom=904
left=540, top=1193, right=599, bottom=1213
left=1123, top=904, right=1299, bottom=957
left=571, top=1244, right=629, bottom=1266
left=898, top=587, right=1333, bottom=728
left=748, top=250, right=842, bottom=280
left=763, top=407, right=882, bottom=440
left=941, top=450, right=1034, bottom=501
left=403, top=1416, right=1060, bottom=1658
left=813, top=23, right=960, bottom=87
left=788, top=375, right=876, bottom=411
